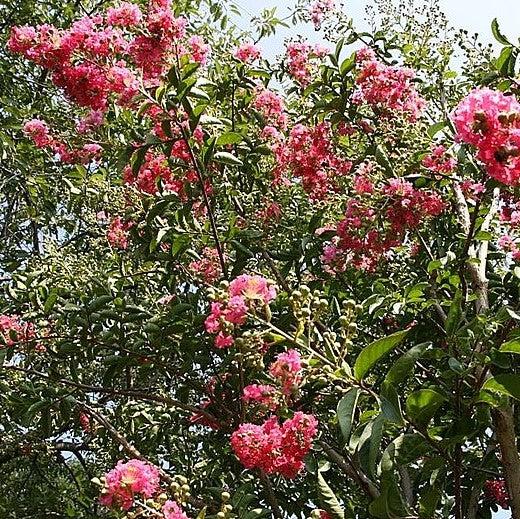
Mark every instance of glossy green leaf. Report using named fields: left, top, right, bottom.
left=354, top=329, right=409, bottom=380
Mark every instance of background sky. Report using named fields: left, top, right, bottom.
left=229, top=1, right=519, bottom=518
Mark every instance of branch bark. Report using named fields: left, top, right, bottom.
left=319, top=441, right=379, bottom=500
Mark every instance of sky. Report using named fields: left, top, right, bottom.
left=229, top=0, right=518, bottom=518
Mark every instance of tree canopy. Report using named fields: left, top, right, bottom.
left=2, top=0, right=520, bottom=518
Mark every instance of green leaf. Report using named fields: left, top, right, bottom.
left=406, top=389, right=445, bottom=424
left=213, top=151, right=243, bottom=166
left=381, top=434, right=430, bottom=472
left=482, top=375, right=520, bottom=401
left=336, top=388, right=359, bottom=442
left=499, top=337, right=520, bottom=354
left=427, top=121, right=447, bottom=138
left=491, top=18, right=511, bottom=46
left=216, top=132, right=243, bottom=146
left=44, top=291, right=58, bottom=314
left=317, top=472, right=345, bottom=519
left=445, top=290, right=462, bottom=336
left=384, top=342, right=430, bottom=386
left=354, top=329, right=409, bottom=380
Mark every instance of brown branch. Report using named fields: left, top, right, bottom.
left=259, top=471, right=283, bottom=519
left=178, top=125, right=228, bottom=279
left=3, top=365, right=218, bottom=423
left=319, top=441, right=379, bottom=500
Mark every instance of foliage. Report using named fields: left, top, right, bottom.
left=2, top=0, right=520, bottom=518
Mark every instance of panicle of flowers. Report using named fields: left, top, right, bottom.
left=163, top=500, right=190, bottom=519
left=242, top=384, right=278, bottom=410
left=322, top=178, right=445, bottom=271
left=286, top=40, right=328, bottom=86
left=497, top=235, right=520, bottom=261
left=422, top=145, right=457, bottom=175
left=353, top=47, right=425, bottom=120
left=452, top=88, right=520, bottom=186
left=272, top=122, right=352, bottom=199
left=309, top=0, right=335, bottom=30
left=8, top=0, right=207, bottom=111
left=253, top=88, right=287, bottom=128
left=99, top=459, right=160, bottom=510
left=234, top=42, right=261, bottom=63
left=123, top=150, right=190, bottom=198
left=23, top=119, right=53, bottom=147
left=188, top=248, right=223, bottom=284
left=230, top=412, right=318, bottom=478
left=188, top=35, right=210, bottom=65
left=484, top=479, right=510, bottom=509
left=269, top=349, right=302, bottom=395
left=107, top=2, right=143, bottom=27
left=107, top=216, right=133, bottom=249
left=0, top=314, right=35, bottom=348
left=77, top=109, right=104, bottom=133
left=205, top=275, right=277, bottom=348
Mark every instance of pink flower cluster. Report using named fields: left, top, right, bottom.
left=452, top=88, right=520, bottom=185
left=243, top=384, right=278, bottom=410
left=188, top=248, right=223, bottom=284
left=323, top=179, right=444, bottom=271
left=163, top=500, right=189, bottom=519
left=23, top=119, right=102, bottom=164
left=99, top=459, right=160, bottom=510
left=253, top=88, right=287, bottom=128
left=123, top=150, right=189, bottom=197
left=107, top=2, right=143, bottom=27
left=9, top=0, right=208, bottom=113
left=309, top=0, right=335, bottom=29
left=230, top=412, right=318, bottom=478
left=242, top=349, right=303, bottom=410
left=422, top=145, right=457, bottom=175
left=272, top=123, right=352, bottom=199
left=234, top=42, right=261, bottom=63
left=205, top=275, right=277, bottom=348
left=0, top=314, right=35, bottom=348
left=353, top=47, right=425, bottom=120
left=286, top=41, right=328, bottom=86
left=497, top=235, right=520, bottom=261
left=269, top=349, right=302, bottom=395
left=107, top=216, right=132, bottom=249
left=484, top=479, right=509, bottom=509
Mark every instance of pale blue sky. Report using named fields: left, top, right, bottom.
left=231, top=1, right=518, bottom=518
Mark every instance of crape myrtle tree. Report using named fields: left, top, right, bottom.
left=3, top=0, right=520, bottom=516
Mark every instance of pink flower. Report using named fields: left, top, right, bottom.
left=99, top=460, right=160, bottom=511
left=163, top=500, right=189, bottom=519
left=229, top=274, right=277, bottom=304
left=0, top=314, right=35, bottom=348
left=23, top=119, right=53, bottom=148
left=269, top=349, right=302, bottom=394
left=253, top=88, right=287, bottom=128
left=242, top=384, right=278, bottom=409
left=452, top=88, right=520, bottom=186
left=353, top=53, right=425, bottom=120
left=215, top=332, right=234, bottom=349
left=422, top=145, right=457, bottom=174
left=234, top=42, right=261, bottom=63
left=272, top=122, right=352, bottom=199
left=188, top=248, right=223, bottom=283
left=309, top=0, right=335, bottom=29
left=106, top=2, right=142, bottom=27
left=188, top=35, right=210, bottom=65
left=77, top=109, right=104, bottom=133
left=107, top=217, right=132, bottom=249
